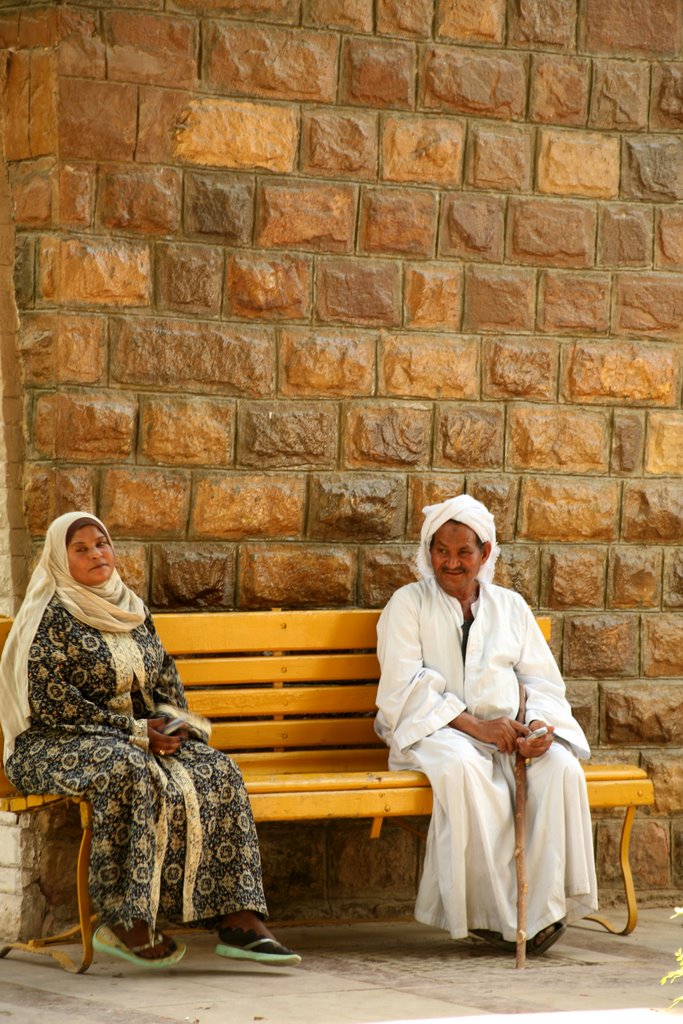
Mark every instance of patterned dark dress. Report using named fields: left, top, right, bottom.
left=6, top=598, right=267, bottom=931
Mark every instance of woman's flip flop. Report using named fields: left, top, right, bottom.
left=93, top=924, right=186, bottom=968
left=215, top=926, right=301, bottom=966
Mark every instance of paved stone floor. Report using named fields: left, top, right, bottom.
left=1, top=908, right=682, bottom=1023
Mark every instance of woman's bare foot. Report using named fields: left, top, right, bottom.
left=111, top=920, right=176, bottom=961
left=218, top=909, right=275, bottom=941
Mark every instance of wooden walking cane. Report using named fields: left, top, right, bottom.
left=514, top=682, right=528, bottom=969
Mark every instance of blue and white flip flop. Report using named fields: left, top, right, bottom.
left=93, top=924, right=186, bottom=968
left=215, top=927, right=301, bottom=966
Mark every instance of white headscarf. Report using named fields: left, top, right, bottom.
left=0, top=512, right=146, bottom=764
left=416, top=494, right=501, bottom=585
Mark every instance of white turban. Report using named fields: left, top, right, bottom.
left=416, top=494, right=500, bottom=585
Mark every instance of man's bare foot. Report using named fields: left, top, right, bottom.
left=111, top=920, right=176, bottom=960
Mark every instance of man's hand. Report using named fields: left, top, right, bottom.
left=516, top=720, right=555, bottom=760
left=451, top=711, right=528, bottom=754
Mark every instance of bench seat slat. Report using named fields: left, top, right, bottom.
left=246, top=786, right=434, bottom=822
left=187, top=684, right=377, bottom=717
left=177, top=653, right=380, bottom=687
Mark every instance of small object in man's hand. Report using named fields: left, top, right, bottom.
left=527, top=725, right=548, bottom=739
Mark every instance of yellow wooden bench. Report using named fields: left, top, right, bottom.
left=0, top=609, right=654, bottom=973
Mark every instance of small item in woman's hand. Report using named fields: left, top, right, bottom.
left=161, top=717, right=186, bottom=735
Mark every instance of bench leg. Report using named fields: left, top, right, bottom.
left=0, top=798, right=95, bottom=973
left=584, top=805, right=638, bottom=936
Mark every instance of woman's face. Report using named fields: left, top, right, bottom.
left=430, top=520, right=490, bottom=601
left=66, top=525, right=116, bottom=586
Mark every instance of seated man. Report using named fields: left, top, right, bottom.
left=375, top=494, right=597, bottom=955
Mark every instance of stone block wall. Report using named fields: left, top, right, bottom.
left=0, top=0, right=682, bottom=931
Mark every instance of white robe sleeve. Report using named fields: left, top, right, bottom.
left=375, top=587, right=466, bottom=752
left=514, top=599, right=590, bottom=760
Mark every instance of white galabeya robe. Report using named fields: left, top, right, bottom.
left=375, top=578, right=598, bottom=941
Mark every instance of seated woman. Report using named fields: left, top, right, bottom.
left=0, top=512, right=300, bottom=969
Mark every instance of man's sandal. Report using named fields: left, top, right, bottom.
left=93, top=924, right=186, bottom=968
left=215, top=926, right=301, bottom=966
left=527, top=920, right=566, bottom=956
left=470, top=928, right=517, bottom=953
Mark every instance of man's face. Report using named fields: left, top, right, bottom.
left=430, top=520, right=490, bottom=600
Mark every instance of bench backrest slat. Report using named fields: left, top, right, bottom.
left=187, top=684, right=377, bottom=718
left=176, top=652, right=380, bottom=687
left=212, top=717, right=377, bottom=751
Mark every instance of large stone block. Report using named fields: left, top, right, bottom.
left=564, top=341, right=678, bottom=406
left=421, top=46, right=526, bottom=120
left=137, top=87, right=192, bottom=165
left=465, top=124, right=532, bottom=192
left=24, top=465, right=95, bottom=536
left=641, top=754, right=683, bottom=816
left=256, top=822, right=327, bottom=920
left=360, top=188, right=437, bottom=258
left=360, top=544, right=419, bottom=607
left=105, top=11, right=197, bottom=87
left=495, top=544, right=539, bottom=604
left=565, top=680, right=598, bottom=747
left=466, top=476, right=518, bottom=543
left=382, top=115, right=464, bottom=187
left=602, top=681, right=683, bottom=743
left=301, top=109, right=377, bottom=180
left=529, top=54, right=589, bottom=126
left=598, top=204, right=652, bottom=268
left=589, top=59, right=649, bottom=130
left=33, top=390, right=136, bottom=463
left=316, top=258, right=401, bottom=327
left=508, top=197, right=595, bottom=267
left=192, top=474, right=305, bottom=539
left=114, top=543, right=148, bottom=603
left=175, top=98, right=298, bottom=172
left=14, top=235, right=35, bottom=310
left=643, top=614, right=683, bottom=677
left=608, top=548, right=661, bottom=609
left=377, top=0, right=432, bottom=37
left=615, top=274, right=683, bottom=338
left=256, top=181, right=357, bottom=253
left=596, top=820, right=669, bottom=890
left=279, top=327, right=375, bottom=397
left=645, top=412, right=683, bottom=475
left=541, top=546, right=606, bottom=609
left=538, top=272, right=610, bottom=334
left=29, top=52, right=58, bottom=159
left=99, top=166, right=181, bottom=235
left=437, top=0, right=504, bottom=43
left=508, top=0, right=576, bottom=48
left=183, top=171, right=253, bottom=245
left=508, top=405, right=609, bottom=474
left=537, top=129, right=619, bottom=198
left=380, top=333, right=478, bottom=400
left=203, top=22, right=338, bottom=102
left=151, top=544, right=235, bottom=609
left=463, top=267, right=535, bottom=332
left=139, top=396, right=234, bottom=467
left=238, top=543, right=356, bottom=608
left=226, top=253, right=311, bottom=320
left=622, top=481, right=683, bottom=541
left=308, top=473, right=406, bottom=540
left=59, top=163, right=95, bottom=229
left=155, top=242, right=223, bottom=316
left=581, top=0, right=680, bottom=57
left=340, top=36, right=415, bottom=108
left=519, top=478, right=619, bottom=541
left=101, top=468, right=190, bottom=539
left=651, top=63, right=683, bottom=129
left=19, top=312, right=106, bottom=385
left=328, top=819, right=418, bottom=899
left=406, top=474, right=465, bottom=538
left=564, top=615, right=638, bottom=678
left=656, top=206, right=683, bottom=268
left=9, top=157, right=57, bottom=228
left=440, top=194, right=505, bottom=262
left=39, top=236, right=151, bottom=308
left=303, top=0, right=372, bottom=32
left=611, top=412, right=644, bottom=475
left=170, top=0, right=298, bottom=20
left=483, top=337, right=557, bottom=401
left=344, top=402, right=432, bottom=469
left=622, top=137, right=683, bottom=202
left=111, top=317, right=274, bottom=396
left=237, top=401, right=338, bottom=468
left=663, top=550, right=683, bottom=609
left=435, top=405, right=504, bottom=470
left=58, top=78, right=136, bottom=161
left=403, top=263, right=462, bottom=330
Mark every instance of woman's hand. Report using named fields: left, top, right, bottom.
left=147, top=717, right=183, bottom=757
left=516, top=720, right=555, bottom=760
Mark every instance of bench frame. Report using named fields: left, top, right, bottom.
left=0, top=609, right=655, bottom=973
